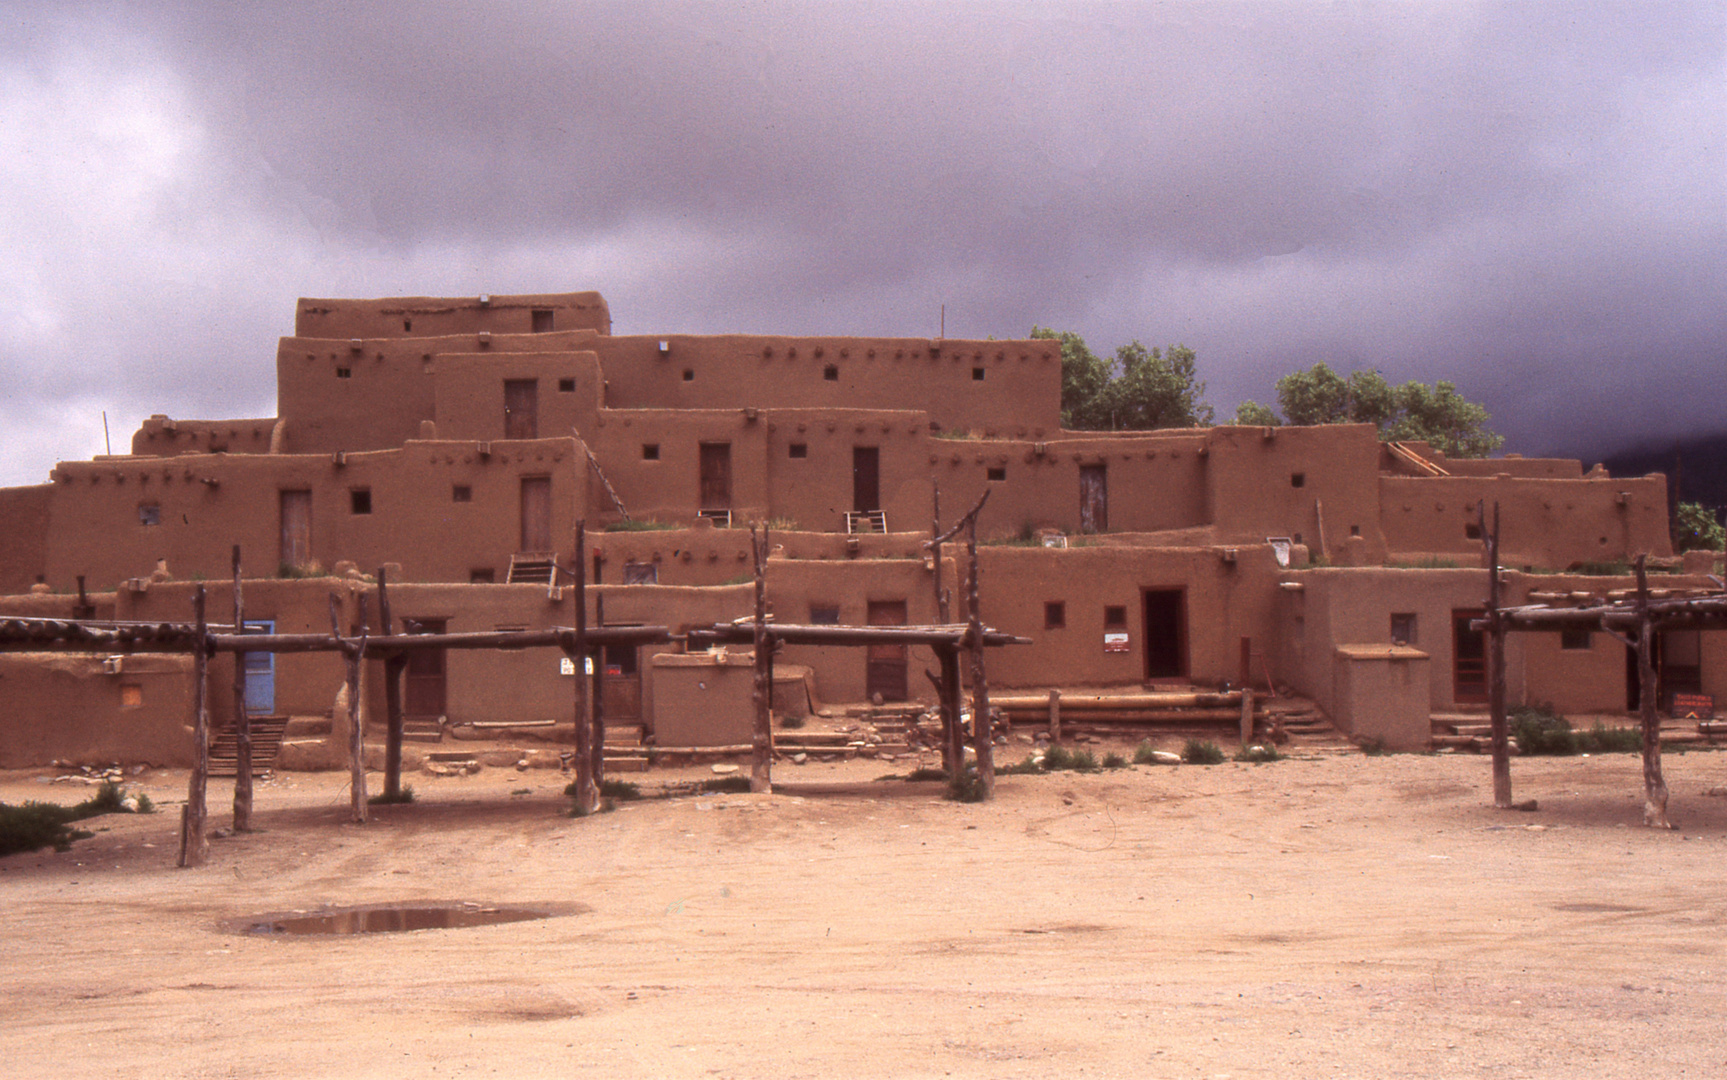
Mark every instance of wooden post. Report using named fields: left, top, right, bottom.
left=333, top=592, right=368, bottom=823
left=589, top=636, right=606, bottom=799
left=570, top=523, right=598, bottom=814
left=377, top=566, right=405, bottom=799
left=231, top=545, right=252, bottom=832
left=1635, top=556, right=1672, bottom=828
left=750, top=523, right=774, bottom=794
left=965, top=515, right=995, bottom=798
left=1240, top=687, right=1255, bottom=746
left=1048, top=689, right=1061, bottom=743
left=179, top=585, right=210, bottom=868
left=941, top=646, right=965, bottom=775
left=1484, top=501, right=1513, bottom=808
left=932, top=484, right=949, bottom=624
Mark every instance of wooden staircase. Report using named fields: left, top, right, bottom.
left=210, top=716, right=291, bottom=777
left=604, top=723, right=649, bottom=773
left=506, top=553, right=560, bottom=585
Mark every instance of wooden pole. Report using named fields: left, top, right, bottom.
left=932, top=484, right=949, bottom=624
left=750, top=523, right=774, bottom=794
left=965, top=515, right=995, bottom=797
left=333, top=592, right=367, bottom=823
left=377, top=566, right=405, bottom=799
left=1048, top=689, right=1062, bottom=743
left=571, top=522, right=597, bottom=814
left=1240, top=687, right=1255, bottom=746
left=1485, top=501, right=1513, bottom=808
left=589, top=636, right=606, bottom=799
left=230, top=545, right=252, bottom=832
left=1635, top=555, right=1672, bottom=828
left=178, top=585, right=210, bottom=868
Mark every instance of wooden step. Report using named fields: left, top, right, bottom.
left=209, top=716, right=291, bottom=777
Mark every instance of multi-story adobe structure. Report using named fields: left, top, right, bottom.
left=2, top=290, right=1721, bottom=767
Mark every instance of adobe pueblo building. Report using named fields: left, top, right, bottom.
left=2, top=290, right=1721, bottom=768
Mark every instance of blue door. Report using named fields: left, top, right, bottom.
left=242, top=620, right=275, bottom=716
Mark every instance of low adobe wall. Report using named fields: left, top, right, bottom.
left=0, top=653, right=194, bottom=768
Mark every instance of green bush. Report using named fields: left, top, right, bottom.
left=1181, top=739, right=1225, bottom=765
left=0, top=783, right=153, bottom=857
left=1102, top=752, right=1128, bottom=770
left=1511, top=706, right=1578, bottom=755
left=1132, top=741, right=1165, bottom=765
left=903, top=766, right=949, bottom=782
left=999, top=755, right=1043, bottom=775
left=1234, top=744, right=1283, bottom=763
left=600, top=779, right=644, bottom=801
left=946, top=768, right=987, bottom=803
left=1040, top=744, right=1074, bottom=770
left=1578, top=723, right=1642, bottom=754
left=699, top=776, right=753, bottom=794
left=368, top=785, right=416, bottom=805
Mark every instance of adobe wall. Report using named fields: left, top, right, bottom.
left=0, top=483, right=52, bottom=594
left=1379, top=474, right=1671, bottom=568
left=276, top=330, right=603, bottom=453
left=1330, top=646, right=1432, bottom=751
left=1207, top=425, right=1387, bottom=561
left=760, top=410, right=932, bottom=534
left=592, top=334, right=1062, bottom=436
left=589, top=528, right=934, bottom=588
left=0, top=653, right=195, bottom=768
left=295, top=292, right=611, bottom=338
left=585, top=409, right=772, bottom=525
left=432, top=352, right=605, bottom=443
left=761, top=558, right=943, bottom=705
left=41, top=440, right=588, bottom=591
left=130, top=417, right=279, bottom=457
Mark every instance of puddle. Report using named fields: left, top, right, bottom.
left=226, top=901, right=589, bottom=937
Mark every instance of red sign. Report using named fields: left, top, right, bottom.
left=1103, top=632, right=1130, bottom=654
left=1671, top=692, right=1714, bottom=719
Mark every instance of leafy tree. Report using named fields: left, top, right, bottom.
left=1032, top=328, right=1211, bottom=430
left=1232, top=400, right=1280, bottom=426
left=1234, top=361, right=1502, bottom=458
left=1675, top=501, right=1725, bottom=553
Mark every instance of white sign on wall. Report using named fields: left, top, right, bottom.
left=1103, top=632, right=1130, bottom=653
left=559, top=657, right=595, bottom=676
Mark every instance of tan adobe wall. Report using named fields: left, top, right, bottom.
left=276, top=330, right=603, bottom=453
left=41, top=439, right=588, bottom=591
left=1207, top=425, right=1387, bottom=561
left=130, top=417, right=279, bottom=457
left=295, top=292, right=611, bottom=338
left=764, top=558, right=943, bottom=705
left=1329, top=646, right=1432, bottom=750
left=760, top=410, right=931, bottom=535
left=592, top=335, right=1062, bottom=436
left=0, top=484, right=52, bottom=594
left=1379, top=473, right=1671, bottom=568
left=432, top=352, right=605, bottom=443
left=585, top=409, right=772, bottom=525
left=0, top=653, right=195, bottom=767
left=590, top=528, right=933, bottom=588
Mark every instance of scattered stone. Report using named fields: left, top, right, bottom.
left=515, top=759, right=530, bottom=771
left=1705, top=785, right=1727, bottom=798
left=1150, top=750, right=1182, bottom=765
left=791, top=753, right=808, bottom=765
left=711, top=764, right=739, bottom=774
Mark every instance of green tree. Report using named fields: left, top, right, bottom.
left=1675, top=501, right=1725, bottom=553
left=1232, top=400, right=1280, bottom=426
left=1242, top=361, right=1503, bottom=458
left=1032, top=328, right=1212, bottom=430
left=1032, top=327, right=1112, bottom=429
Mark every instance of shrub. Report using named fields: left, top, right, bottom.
left=699, top=776, right=753, bottom=794
left=999, top=755, right=1043, bottom=775
left=604, top=519, right=680, bottom=532
left=1132, top=741, right=1164, bottom=765
left=1067, top=749, right=1100, bottom=772
left=1101, top=752, right=1128, bottom=770
left=1511, top=705, right=1578, bottom=755
left=1578, top=723, right=1642, bottom=754
left=904, top=766, right=949, bottom=782
left=1234, top=744, right=1283, bottom=763
left=946, top=768, right=987, bottom=802
left=0, top=783, right=151, bottom=857
left=778, top=714, right=806, bottom=730
left=368, top=785, right=416, bottom=805
left=1181, top=739, right=1226, bottom=765
left=600, top=779, right=643, bottom=801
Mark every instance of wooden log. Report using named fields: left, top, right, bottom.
left=178, top=586, right=210, bottom=868
left=570, top=522, right=597, bottom=815
left=965, top=503, right=994, bottom=798
left=230, top=545, right=252, bottom=832
left=997, top=708, right=1257, bottom=725
left=1240, top=687, right=1255, bottom=746
left=1485, top=501, right=1513, bottom=809
left=1635, top=557, right=1672, bottom=828
left=942, top=646, right=964, bottom=776
left=1048, top=689, right=1061, bottom=743
left=992, top=691, right=1245, bottom=710
left=378, top=566, right=405, bottom=799
left=205, top=626, right=671, bottom=653
left=750, top=523, right=773, bottom=794
left=331, top=592, right=367, bottom=824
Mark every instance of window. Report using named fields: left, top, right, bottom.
left=682, top=369, right=695, bottom=382
left=120, top=684, right=143, bottom=709
left=138, top=504, right=161, bottom=526
left=350, top=488, right=372, bottom=515
left=558, top=378, right=576, bottom=392
left=1104, top=605, right=1127, bottom=629
left=810, top=603, right=841, bottom=625
left=789, top=443, right=808, bottom=459
left=1349, top=524, right=1361, bottom=537
left=402, top=319, right=412, bottom=332
left=1464, top=522, right=1482, bottom=540
left=1044, top=601, right=1066, bottom=629
left=622, top=561, right=659, bottom=585
left=972, top=367, right=985, bottom=381
left=1290, top=472, right=1305, bottom=488
left=823, top=365, right=838, bottom=381
left=1391, top=613, right=1418, bottom=646
left=469, top=568, right=495, bottom=584
left=986, top=466, right=1006, bottom=482
left=531, top=309, right=554, bottom=332
left=1561, top=627, right=1592, bottom=650
left=336, top=367, right=351, bottom=379
left=452, top=485, right=472, bottom=503
left=642, top=444, right=660, bottom=461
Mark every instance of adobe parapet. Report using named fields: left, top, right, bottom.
left=131, top=416, right=280, bottom=457
left=295, top=291, right=611, bottom=339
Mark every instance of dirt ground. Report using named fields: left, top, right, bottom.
left=4, top=743, right=1727, bottom=1080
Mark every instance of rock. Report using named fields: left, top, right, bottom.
left=1150, top=750, right=1182, bottom=765
left=791, top=753, right=808, bottom=764
left=711, top=764, right=739, bottom=774
left=423, top=762, right=458, bottom=776
left=515, top=759, right=530, bottom=771
left=1706, top=785, right=1727, bottom=798
left=120, top=796, right=140, bottom=812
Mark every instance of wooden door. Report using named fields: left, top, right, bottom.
left=866, top=600, right=908, bottom=702
left=519, top=477, right=552, bottom=553
left=279, top=490, right=312, bottom=570
left=1452, top=609, right=1487, bottom=703
left=1079, top=464, right=1108, bottom=533
left=241, top=620, right=274, bottom=715
left=853, top=446, right=880, bottom=512
left=699, top=442, right=732, bottom=510
left=1143, top=590, right=1187, bottom=680
left=504, top=379, right=538, bottom=439
left=404, top=618, right=447, bottom=720
left=601, top=640, right=642, bottom=721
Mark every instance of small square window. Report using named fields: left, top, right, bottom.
left=402, top=318, right=412, bottom=332
left=1044, top=601, right=1066, bottom=629
left=1349, top=524, right=1361, bottom=537
left=452, top=485, right=472, bottom=503
left=810, top=603, right=841, bottom=625
left=469, top=568, right=495, bottom=584
left=986, top=466, right=1006, bottom=482
left=972, top=367, right=985, bottom=381
left=682, top=369, right=695, bottom=382
left=531, top=309, right=554, bottom=332
left=1561, top=627, right=1592, bottom=650
left=138, top=504, right=161, bottom=526
left=558, top=378, right=576, bottom=392
left=1104, top=605, right=1127, bottom=629
left=622, top=561, right=659, bottom=585
left=1465, top=522, right=1482, bottom=540
left=350, top=488, right=372, bottom=514
left=823, top=365, right=839, bottom=381
left=1290, top=472, right=1305, bottom=488
left=789, top=443, right=808, bottom=459
left=642, top=444, right=660, bottom=461
left=120, top=684, right=143, bottom=709
left=1391, top=613, right=1417, bottom=645
left=336, top=367, right=352, bottom=379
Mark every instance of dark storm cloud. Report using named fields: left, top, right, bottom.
left=1, top=1, right=1721, bottom=484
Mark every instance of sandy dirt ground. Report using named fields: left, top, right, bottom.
left=4, top=743, right=1727, bottom=1080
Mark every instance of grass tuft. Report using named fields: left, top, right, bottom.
left=600, top=779, right=644, bottom=801
left=367, top=785, right=416, bottom=805
left=1102, top=752, right=1128, bottom=770
left=946, top=768, right=987, bottom=802
left=1132, top=741, right=1166, bottom=765
left=1181, top=739, right=1226, bottom=765
left=0, top=783, right=153, bottom=857
left=699, top=776, right=753, bottom=794
left=1234, top=744, right=1283, bottom=763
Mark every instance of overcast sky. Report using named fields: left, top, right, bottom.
left=2, top=1, right=1721, bottom=486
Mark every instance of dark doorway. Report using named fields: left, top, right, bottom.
left=404, top=618, right=447, bottom=722
left=866, top=599, right=908, bottom=702
left=1453, top=609, right=1488, bottom=703
left=601, top=638, right=642, bottom=721
left=1080, top=464, right=1108, bottom=533
left=279, top=490, right=312, bottom=570
left=504, top=379, right=538, bottom=439
left=853, top=446, right=881, bottom=513
left=699, top=442, right=732, bottom=510
left=1142, top=589, right=1186, bottom=680
left=1626, top=630, right=1702, bottom=712
left=519, top=476, right=552, bottom=553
